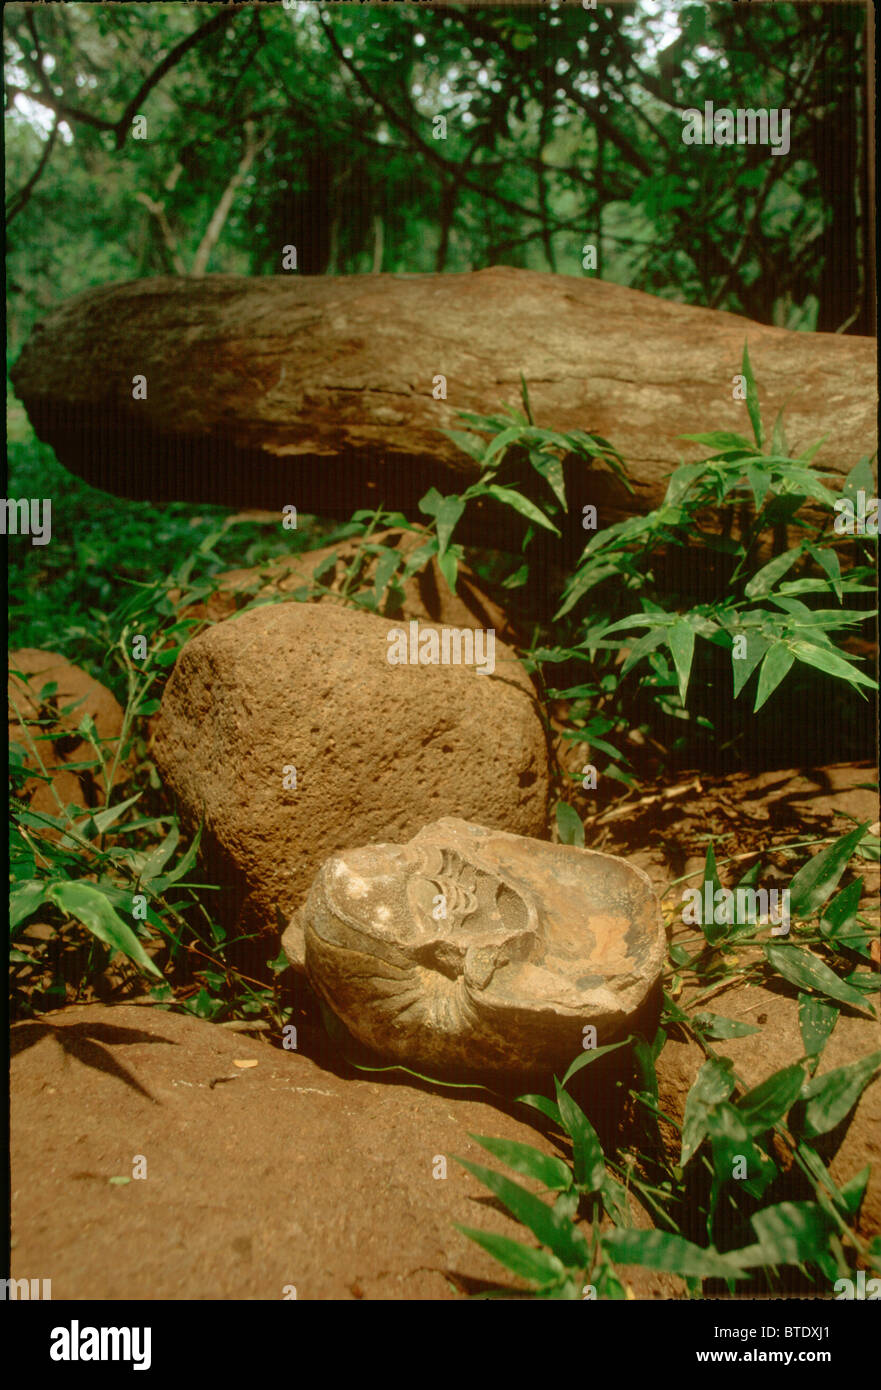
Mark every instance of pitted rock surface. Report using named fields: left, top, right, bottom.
left=153, top=604, right=549, bottom=951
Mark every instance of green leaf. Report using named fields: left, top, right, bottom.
left=744, top=547, right=802, bottom=598
left=691, top=1011, right=761, bottom=1040
left=798, top=993, right=839, bottom=1062
left=745, top=464, right=770, bottom=509
left=9, top=879, right=49, bottom=930
left=555, top=801, right=585, bottom=848
left=736, top=1064, right=806, bottom=1134
left=137, top=822, right=180, bottom=884
left=820, top=877, right=865, bottom=948
left=705, top=1105, right=777, bottom=1201
left=788, top=822, right=868, bottom=917
left=554, top=1082, right=606, bottom=1192
left=602, top=1229, right=743, bottom=1280
left=741, top=343, right=763, bottom=450
left=152, top=646, right=181, bottom=668
left=730, top=632, right=770, bottom=698
left=368, top=546, right=400, bottom=602
left=632, top=1035, right=659, bottom=1102
left=501, top=562, right=530, bottom=590
left=770, top=407, right=788, bottom=458
left=554, top=562, right=622, bottom=620
left=454, top=1225, right=567, bottom=1286
left=152, top=823, right=203, bottom=890
left=434, top=496, right=465, bottom=555
left=46, top=880, right=161, bottom=977
left=481, top=425, right=528, bottom=466
left=745, top=1201, right=837, bottom=1267
left=805, top=544, right=843, bottom=603
left=528, top=449, right=567, bottom=511
left=418, top=486, right=444, bottom=517
left=401, top=538, right=439, bottom=579
left=667, top=620, right=695, bottom=705
left=436, top=547, right=459, bottom=594
left=520, top=372, right=534, bottom=426
left=789, top=640, right=878, bottom=691
left=663, top=463, right=707, bottom=505
left=621, top=626, right=670, bottom=675
left=440, top=429, right=488, bottom=462
left=470, top=1135, right=572, bottom=1192
left=837, top=1165, right=871, bottom=1219
left=311, top=552, right=338, bottom=585
left=454, top=1158, right=589, bottom=1267
left=482, top=484, right=560, bottom=535
left=681, top=1057, right=735, bottom=1166
left=753, top=642, right=795, bottom=712
left=516, top=1094, right=563, bottom=1126
left=797, top=1051, right=881, bottom=1138
left=678, top=431, right=754, bottom=452
left=700, top=841, right=726, bottom=946
left=559, top=1037, right=633, bottom=1087
left=841, top=455, right=876, bottom=504
left=764, top=942, right=870, bottom=1010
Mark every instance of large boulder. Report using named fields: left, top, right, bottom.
left=9, top=1003, right=681, bottom=1299
left=153, top=602, right=550, bottom=946
left=11, top=268, right=875, bottom=532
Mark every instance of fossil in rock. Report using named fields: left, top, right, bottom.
left=283, top=817, right=664, bottom=1075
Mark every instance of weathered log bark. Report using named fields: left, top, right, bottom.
left=11, top=267, right=876, bottom=542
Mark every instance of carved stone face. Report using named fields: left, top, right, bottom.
left=283, top=818, right=664, bottom=1076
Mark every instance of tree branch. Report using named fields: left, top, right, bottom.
left=6, top=113, right=60, bottom=226
left=9, top=5, right=246, bottom=149
left=114, top=4, right=248, bottom=149
left=134, top=192, right=186, bottom=276
left=190, top=119, right=268, bottom=277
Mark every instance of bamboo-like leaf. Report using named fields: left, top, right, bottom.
left=454, top=1158, right=589, bottom=1267
left=797, top=1051, right=881, bottom=1138
left=483, top=484, right=560, bottom=535
left=454, top=1224, right=567, bottom=1286
left=731, top=632, right=770, bottom=699
left=789, top=640, right=878, bottom=691
left=744, top=547, right=803, bottom=598
left=764, top=942, right=870, bottom=1010
left=667, top=620, right=695, bottom=705
left=753, top=642, right=795, bottom=712
left=555, top=1082, right=606, bottom=1192
left=555, top=801, right=585, bottom=848
left=47, top=880, right=161, bottom=977
left=560, top=1037, right=632, bottom=1087
left=469, top=1135, right=572, bottom=1192
left=516, top=1094, right=563, bottom=1126
left=681, top=1057, right=735, bottom=1166
left=9, top=879, right=49, bottom=930
left=741, top=343, right=763, bottom=450
left=746, top=1201, right=838, bottom=1266
left=735, top=1064, right=805, bottom=1134
left=798, top=993, right=839, bottom=1061
left=788, top=822, right=868, bottom=917
left=603, top=1228, right=744, bottom=1280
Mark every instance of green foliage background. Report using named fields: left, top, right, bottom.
left=5, top=0, right=874, bottom=354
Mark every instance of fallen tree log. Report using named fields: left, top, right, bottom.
left=11, top=267, right=876, bottom=541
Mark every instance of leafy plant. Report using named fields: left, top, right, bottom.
left=451, top=826, right=880, bottom=1298
left=556, top=345, right=876, bottom=725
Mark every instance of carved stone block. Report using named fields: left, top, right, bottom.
left=284, top=818, right=665, bottom=1076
